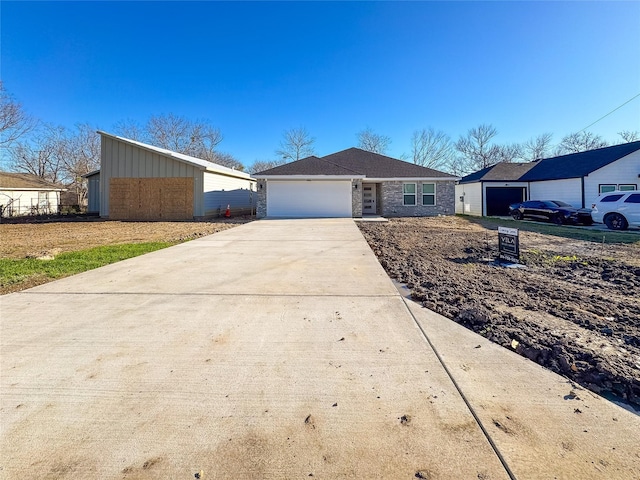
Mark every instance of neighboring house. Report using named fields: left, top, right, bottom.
left=92, top=132, right=256, bottom=220
left=456, top=141, right=640, bottom=216
left=0, top=172, right=66, bottom=217
left=254, top=148, right=459, bottom=218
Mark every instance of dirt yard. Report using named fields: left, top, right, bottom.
left=358, top=216, right=640, bottom=409
left=0, top=217, right=249, bottom=259
left=0, top=217, right=250, bottom=293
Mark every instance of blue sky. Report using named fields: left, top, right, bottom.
left=2, top=1, right=639, bottom=168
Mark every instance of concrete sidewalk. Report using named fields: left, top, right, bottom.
left=1, top=219, right=638, bottom=479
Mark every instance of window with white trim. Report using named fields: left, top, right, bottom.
left=421, top=183, right=436, bottom=206
left=599, top=184, right=616, bottom=194
left=619, top=184, right=637, bottom=191
left=403, top=183, right=416, bottom=205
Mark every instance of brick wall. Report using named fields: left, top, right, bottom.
left=380, top=180, right=455, bottom=217
left=351, top=179, right=362, bottom=217
left=256, top=180, right=267, bottom=218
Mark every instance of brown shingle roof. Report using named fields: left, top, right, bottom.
left=0, top=172, right=65, bottom=190
left=256, top=148, right=457, bottom=179
left=459, top=162, right=537, bottom=183
left=256, top=156, right=361, bottom=176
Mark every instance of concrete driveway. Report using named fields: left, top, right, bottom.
left=1, top=219, right=638, bottom=479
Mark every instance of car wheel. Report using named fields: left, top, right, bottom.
left=512, top=211, right=523, bottom=220
left=604, top=213, right=628, bottom=230
left=552, top=214, right=564, bottom=225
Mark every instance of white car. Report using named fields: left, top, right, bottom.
left=591, top=190, right=640, bottom=230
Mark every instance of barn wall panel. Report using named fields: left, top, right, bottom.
left=109, top=177, right=194, bottom=220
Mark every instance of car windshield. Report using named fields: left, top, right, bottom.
left=547, top=201, right=572, bottom=207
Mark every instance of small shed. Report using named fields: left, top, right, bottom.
left=82, top=170, right=100, bottom=214
left=0, top=172, right=66, bottom=217
left=94, top=132, right=256, bottom=220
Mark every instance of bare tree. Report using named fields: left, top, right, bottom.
left=211, top=151, right=244, bottom=171
left=10, top=124, right=67, bottom=183
left=250, top=159, right=287, bottom=174
left=410, top=128, right=454, bottom=169
left=555, top=131, right=608, bottom=155
left=442, top=156, right=468, bottom=177
left=275, top=127, right=315, bottom=162
left=62, top=124, right=101, bottom=205
left=492, top=143, right=523, bottom=163
left=112, top=113, right=244, bottom=169
left=522, top=133, right=553, bottom=161
left=357, top=127, right=391, bottom=154
left=454, top=124, right=500, bottom=173
left=0, top=81, right=37, bottom=148
left=112, top=118, right=145, bottom=141
left=618, top=130, right=640, bottom=143
left=146, top=113, right=223, bottom=159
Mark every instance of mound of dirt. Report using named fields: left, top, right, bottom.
left=358, top=216, right=640, bottom=408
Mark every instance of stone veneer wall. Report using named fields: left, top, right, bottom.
left=380, top=180, right=456, bottom=217
left=351, top=179, right=362, bottom=217
left=256, top=180, right=267, bottom=218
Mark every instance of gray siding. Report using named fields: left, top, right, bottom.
left=87, top=174, right=100, bottom=213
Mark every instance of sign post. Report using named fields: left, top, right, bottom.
left=498, top=226, right=519, bottom=263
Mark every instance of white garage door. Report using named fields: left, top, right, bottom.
left=267, top=180, right=352, bottom=217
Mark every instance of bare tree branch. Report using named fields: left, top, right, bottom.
left=250, top=159, right=288, bottom=174
left=275, top=127, right=316, bottom=162
left=357, top=127, right=391, bottom=154
left=410, top=128, right=454, bottom=169
left=454, top=124, right=500, bottom=172
left=522, top=133, right=553, bottom=161
left=62, top=124, right=101, bottom=205
left=555, top=131, right=608, bottom=155
left=9, top=124, right=67, bottom=184
left=146, top=113, right=223, bottom=158
left=112, top=118, right=145, bottom=141
left=210, top=151, right=244, bottom=171
left=0, top=81, right=37, bottom=147
left=618, top=130, right=640, bottom=143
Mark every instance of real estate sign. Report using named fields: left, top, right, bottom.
left=498, top=226, right=519, bottom=263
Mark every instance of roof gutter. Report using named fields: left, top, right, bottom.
left=365, top=177, right=460, bottom=182
left=255, top=175, right=366, bottom=180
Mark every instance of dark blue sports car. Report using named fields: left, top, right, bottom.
left=508, top=200, right=593, bottom=225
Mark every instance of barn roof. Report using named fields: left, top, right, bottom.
left=97, top=131, right=254, bottom=181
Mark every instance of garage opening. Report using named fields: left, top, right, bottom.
left=267, top=180, right=352, bottom=217
left=486, top=187, right=526, bottom=216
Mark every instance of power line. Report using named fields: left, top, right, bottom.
left=578, top=92, right=640, bottom=133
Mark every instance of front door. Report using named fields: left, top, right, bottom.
left=362, top=183, right=377, bottom=215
